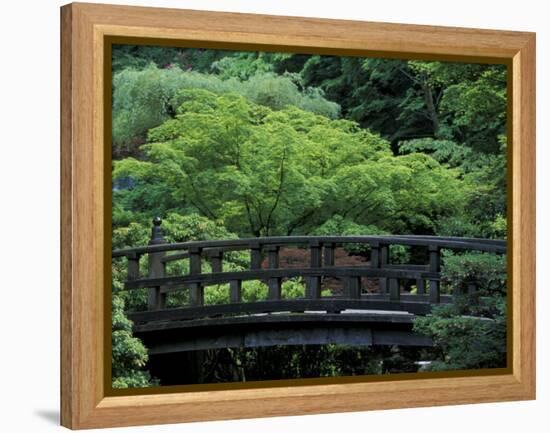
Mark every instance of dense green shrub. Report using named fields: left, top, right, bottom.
left=441, top=251, right=507, bottom=296
left=111, top=296, right=158, bottom=388
left=414, top=297, right=507, bottom=371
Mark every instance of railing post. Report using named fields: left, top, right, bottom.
left=250, top=241, right=262, bottom=270
left=346, top=276, right=361, bottom=299
left=266, top=245, right=281, bottom=300
left=416, top=278, right=426, bottom=295
left=389, top=278, right=400, bottom=301
left=379, top=243, right=389, bottom=293
left=126, top=252, right=140, bottom=281
left=229, top=280, right=242, bottom=303
left=428, top=244, right=441, bottom=303
left=188, top=246, right=203, bottom=306
left=370, top=241, right=380, bottom=268
left=306, top=240, right=322, bottom=299
left=324, top=242, right=335, bottom=267
left=210, top=249, right=223, bottom=273
left=148, top=217, right=166, bottom=310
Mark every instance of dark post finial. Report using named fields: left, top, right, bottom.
left=150, top=216, right=165, bottom=245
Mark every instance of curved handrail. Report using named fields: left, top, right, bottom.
left=113, top=234, right=506, bottom=258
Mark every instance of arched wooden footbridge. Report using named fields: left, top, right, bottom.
left=113, top=218, right=507, bottom=357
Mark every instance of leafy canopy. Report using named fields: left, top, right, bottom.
left=114, top=89, right=469, bottom=237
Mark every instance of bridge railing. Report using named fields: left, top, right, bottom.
left=112, top=218, right=506, bottom=314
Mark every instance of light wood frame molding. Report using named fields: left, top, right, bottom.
left=60, top=2, right=536, bottom=429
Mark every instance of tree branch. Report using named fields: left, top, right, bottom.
left=265, top=146, right=287, bottom=236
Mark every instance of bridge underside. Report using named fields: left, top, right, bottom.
left=133, top=312, right=433, bottom=354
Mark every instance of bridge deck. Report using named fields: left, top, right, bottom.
left=127, top=295, right=453, bottom=325
left=132, top=310, right=433, bottom=354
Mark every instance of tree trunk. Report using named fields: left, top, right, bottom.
left=421, top=81, right=440, bottom=136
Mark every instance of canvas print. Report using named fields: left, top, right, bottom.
left=110, top=45, right=508, bottom=388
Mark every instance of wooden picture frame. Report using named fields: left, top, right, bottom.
left=60, top=2, right=536, bottom=429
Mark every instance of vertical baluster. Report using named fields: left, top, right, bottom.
left=210, top=249, right=223, bottom=273
left=324, top=242, right=335, bottom=267
left=369, top=241, right=380, bottom=298
left=230, top=280, right=242, bottom=303
left=266, top=245, right=281, bottom=300
left=127, top=252, right=140, bottom=281
left=379, top=244, right=389, bottom=293
left=428, top=244, right=441, bottom=304
left=346, top=276, right=361, bottom=299
left=250, top=241, right=262, bottom=270
left=453, top=285, right=462, bottom=297
left=370, top=241, right=380, bottom=268
left=322, top=242, right=335, bottom=294
left=188, top=246, right=202, bottom=274
left=416, top=278, right=426, bottom=295
left=147, top=217, right=166, bottom=310
left=453, top=282, right=476, bottom=297
left=188, top=246, right=203, bottom=306
left=389, top=278, right=400, bottom=301
left=148, top=252, right=165, bottom=310
left=306, top=240, right=322, bottom=299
